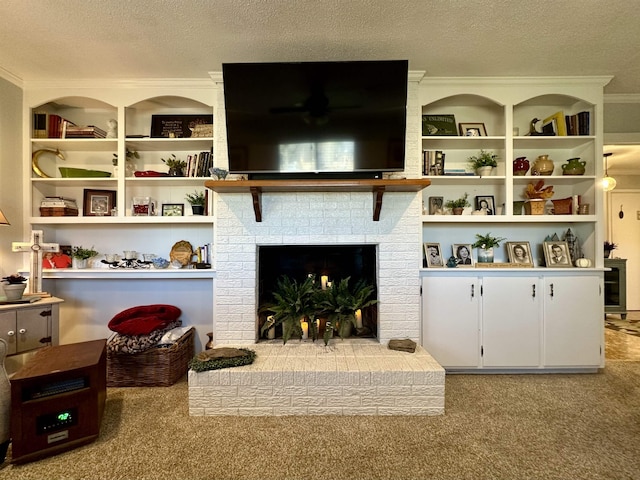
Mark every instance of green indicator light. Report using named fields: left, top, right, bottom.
left=57, top=412, right=71, bottom=421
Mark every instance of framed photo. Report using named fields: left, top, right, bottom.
left=507, top=242, right=533, bottom=266
left=475, top=195, right=495, bottom=215
left=424, top=243, right=444, bottom=268
left=542, top=111, right=567, bottom=136
left=422, top=114, right=457, bottom=136
left=162, top=203, right=185, bottom=217
left=150, top=114, right=214, bottom=138
left=83, top=189, right=116, bottom=216
left=459, top=123, right=487, bottom=137
left=543, top=241, right=572, bottom=267
left=452, top=244, right=474, bottom=267
left=428, top=196, right=444, bottom=215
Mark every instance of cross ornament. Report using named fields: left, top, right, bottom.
left=12, top=230, right=59, bottom=294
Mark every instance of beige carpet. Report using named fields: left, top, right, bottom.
left=3, top=360, right=640, bottom=480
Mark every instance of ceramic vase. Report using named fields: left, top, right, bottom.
left=452, top=207, right=464, bottom=215
left=73, top=258, right=88, bottom=269
left=205, top=332, right=214, bottom=350
left=2, top=283, right=27, bottom=301
left=476, top=166, right=493, bottom=177
left=513, top=157, right=530, bottom=176
left=561, top=158, right=586, bottom=175
left=477, top=247, right=494, bottom=263
left=531, top=155, right=554, bottom=176
left=0, top=339, right=10, bottom=463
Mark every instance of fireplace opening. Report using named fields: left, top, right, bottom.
left=257, top=245, right=378, bottom=341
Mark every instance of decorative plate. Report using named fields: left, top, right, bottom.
left=169, top=240, right=193, bottom=266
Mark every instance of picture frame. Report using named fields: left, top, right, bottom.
left=506, top=241, right=533, bottom=266
left=150, top=114, right=214, bottom=138
left=422, top=114, right=457, bottom=136
left=162, top=203, right=185, bottom=217
left=424, top=243, right=444, bottom=268
left=543, top=241, right=572, bottom=267
left=542, top=111, right=567, bottom=136
left=83, top=189, right=116, bottom=216
left=452, top=243, right=474, bottom=267
left=428, top=196, right=444, bottom=215
left=475, top=195, right=495, bottom=215
left=459, top=123, right=487, bottom=137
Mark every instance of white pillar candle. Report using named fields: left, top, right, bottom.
left=301, top=321, right=309, bottom=339
left=267, top=315, right=276, bottom=339
left=355, top=309, right=363, bottom=329
left=321, top=275, right=328, bottom=290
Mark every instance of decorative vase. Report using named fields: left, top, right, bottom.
left=452, top=207, right=464, bottom=215
left=191, top=205, right=205, bottom=215
left=168, top=167, right=185, bottom=177
left=531, top=154, right=554, bottom=176
left=561, top=157, right=586, bottom=176
left=73, top=258, right=88, bottom=269
left=513, top=200, right=525, bottom=215
left=604, top=249, right=612, bottom=259
left=205, top=332, right=214, bottom=350
left=476, top=166, right=493, bottom=177
left=477, top=248, right=494, bottom=263
left=338, top=320, right=353, bottom=338
left=0, top=339, right=10, bottom=463
left=513, top=157, right=530, bottom=176
left=524, top=199, right=546, bottom=215
left=2, top=283, right=27, bottom=301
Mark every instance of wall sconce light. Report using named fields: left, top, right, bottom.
left=602, top=152, right=617, bottom=192
left=0, top=208, right=9, bottom=225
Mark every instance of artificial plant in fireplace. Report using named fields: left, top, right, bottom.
left=317, top=277, right=378, bottom=345
left=260, top=275, right=319, bottom=344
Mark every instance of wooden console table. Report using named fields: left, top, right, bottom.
left=204, top=178, right=431, bottom=222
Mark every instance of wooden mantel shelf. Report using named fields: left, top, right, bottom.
left=204, top=178, right=431, bottom=222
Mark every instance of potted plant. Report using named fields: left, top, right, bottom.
left=185, top=190, right=206, bottom=215
left=604, top=241, right=617, bottom=258
left=260, top=275, right=319, bottom=344
left=162, top=154, right=187, bottom=177
left=445, top=193, right=470, bottom=215
left=472, top=233, right=506, bottom=263
left=316, top=277, right=378, bottom=344
left=468, top=150, right=498, bottom=177
left=1, top=274, right=28, bottom=301
left=112, top=149, right=139, bottom=177
left=71, top=245, right=99, bottom=269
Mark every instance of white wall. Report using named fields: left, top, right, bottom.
left=0, top=77, right=23, bottom=278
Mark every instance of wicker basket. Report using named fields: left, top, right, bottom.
left=107, top=327, right=195, bottom=387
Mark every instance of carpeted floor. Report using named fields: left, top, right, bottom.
left=2, top=359, right=640, bottom=480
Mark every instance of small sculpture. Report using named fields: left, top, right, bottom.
left=446, top=256, right=458, bottom=268
left=527, top=118, right=544, bottom=136
left=106, top=119, right=118, bottom=139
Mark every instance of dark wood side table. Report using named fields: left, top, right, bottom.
left=10, top=339, right=106, bottom=464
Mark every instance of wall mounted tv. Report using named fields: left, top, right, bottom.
left=222, top=60, right=408, bottom=179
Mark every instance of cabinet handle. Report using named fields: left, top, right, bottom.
left=40, top=309, right=52, bottom=317
left=471, top=284, right=475, bottom=298
left=550, top=283, right=554, bottom=297
left=19, top=328, right=27, bottom=335
left=532, top=284, right=536, bottom=298
left=7, top=330, right=15, bottom=336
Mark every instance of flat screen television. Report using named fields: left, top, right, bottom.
left=222, top=60, right=408, bottom=179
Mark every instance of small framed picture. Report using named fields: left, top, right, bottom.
left=428, top=196, right=444, bottom=215
left=475, top=195, right=495, bottom=215
left=543, top=241, right=572, bottom=267
left=424, top=243, right=444, bottom=268
left=507, top=242, right=533, bottom=266
left=459, top=123, right=487, bottom=137
left=162, top=203, right=185, bottom=217
left=83, top=189, right=116, bottom=216
left=452, top=244, right=474, bottom=267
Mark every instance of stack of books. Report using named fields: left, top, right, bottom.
left=32, top=112, right=107, bottom=139
left=64, top=125, right=107, bottom=138
left=39, top=196, right=79, bottom=217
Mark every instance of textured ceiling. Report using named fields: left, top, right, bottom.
left=0, top=0, right=638, bottom=94
left=1, top=0, right=638, bottom=171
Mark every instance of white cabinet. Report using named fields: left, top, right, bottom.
left=421, top=275, right=480, bottom=368
left=0, top=299, right=61, bottom=356
left=421, top=272, right=602, bottom=371
left=543, top=275, right=602, bottom=367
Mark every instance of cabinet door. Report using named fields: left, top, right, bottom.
left=482, top=276, right=541, bottom=367
left=16, top=307, right=51, bottom=354
left=0, top=311, right=17, bottom=355
left=543, top=275, right=602, bottom=367
left=422, top=276, right=480, bottom=368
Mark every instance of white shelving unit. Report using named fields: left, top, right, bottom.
left=418, top=77, right=611, bottom=371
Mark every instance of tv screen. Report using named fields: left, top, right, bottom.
left=222, top=60, right=408, bottom=179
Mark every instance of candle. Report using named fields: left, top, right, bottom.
left=321, top=275, right=329, bottom=290
left=301, top=321, right=309, bottom=339
left=355, top=309, right=363, bottom=329
left=267, top=315, right=276, bottom=339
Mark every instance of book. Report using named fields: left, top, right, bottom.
left=33, top=111, right=47, bottom=138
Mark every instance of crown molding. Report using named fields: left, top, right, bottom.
left=604, top=93, right=640, bottom=104
left=0, top=66, right=23, bottom=88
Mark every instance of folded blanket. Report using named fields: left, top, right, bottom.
left=108, top=304, right=181, bottom=336
left=108, top=320, right=182, bottom=354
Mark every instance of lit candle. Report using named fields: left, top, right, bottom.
left=321, top=275, right=328, bottom=290
left=326, top=281, right=332, bottom=288
left=301, top=320, right=309, bottom=340
left=267, top=315, right=276, bottom=339
left=355, top=309, right=363, bottom=329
